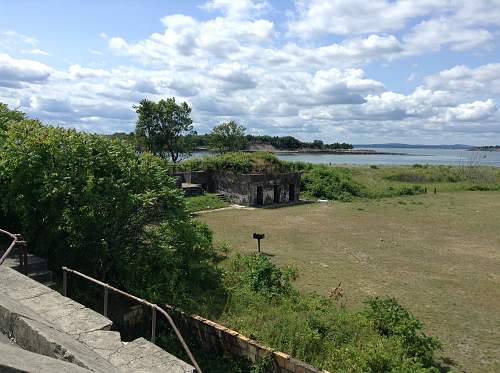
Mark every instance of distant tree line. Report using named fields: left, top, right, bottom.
left=186, top=134, right=353, bottom=151
left=105, top=98, right=353, bottom=165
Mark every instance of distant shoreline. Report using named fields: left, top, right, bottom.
left=194, top=148, right=410, bottom=156
left=249, top=149, right=410, bottom=156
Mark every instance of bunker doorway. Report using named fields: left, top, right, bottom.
left=257, top=186, right=264, bottom=206
left=289, top=184, right=295, bottom=201
left=273, top=185, right=280, bottom=203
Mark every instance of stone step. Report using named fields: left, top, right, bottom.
left=108, top=337, right=196, bottom=373
left=43, top=281, right=58, bottom=289
left=27, top=269, right=53, bottom=283
left=7, top=254, right=49, bottom=272
left=0, top=342, right=94, bottom=373
left=1, top=266, right=197, bottom=372
left=215, top=193, right=231, bottom=201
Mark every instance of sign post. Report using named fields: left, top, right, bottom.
left=253, top=233, right=265, bottom=253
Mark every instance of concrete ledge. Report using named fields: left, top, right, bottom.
left=0, top=266, right=112, bottom=334
left=0, top=293, right=119, bottom=372
left=109, top=337, right=196, bottom=373
left=0, top=341, right=93, bottom=373
left=0, top=265, right=196, bottom=372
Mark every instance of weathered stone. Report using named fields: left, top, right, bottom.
left=13, top=316, right=119, bottom=372
left=0, top=266, right=197, bottom=372
left=109, top=337, right=196, bottom=373
left=77, top=330, right=124, bottom=359
left=0, top=342, right=93, bottom=372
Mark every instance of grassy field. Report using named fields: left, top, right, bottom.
left=184, top=193, right=230, bottom=213
left=198, top=191, right=500, bottom=373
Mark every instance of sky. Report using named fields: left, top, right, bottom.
left=0, top=0, right=499, bottom=145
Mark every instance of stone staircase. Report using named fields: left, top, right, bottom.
left=182, top=183, right=204, bottom=196
left=0, top=264, right=196, bottom=372
left=215, top=192, right=231, bottom=203
left=0, top=248, right=55, bottom=289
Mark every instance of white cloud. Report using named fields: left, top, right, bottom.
left=69, top=64, right=108, bottom=79
left=441, top=99, right=497, bottom=122
left=202, top=0, right=270, bottom=19
left=403, top=17, right=494, bottom=53
left=0, top=53, right=51, bottom=87
left=1, top=3, right=499, bottom=142
left=288, top=0, right=445, bottom=37
left=425, top=64, right=500, bottom=94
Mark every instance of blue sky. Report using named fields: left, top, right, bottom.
left=1, top=0, right=499, bottom=145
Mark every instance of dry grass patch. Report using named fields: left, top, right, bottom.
left=199, top=191, right=500, bottom=373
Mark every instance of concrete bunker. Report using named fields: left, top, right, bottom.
left=175, top=170, right=301, bottom=207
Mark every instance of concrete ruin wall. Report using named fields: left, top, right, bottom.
left=212, top=172, right=301, bottom=206
left=174, top=170, right=301, bottom=206
left=165, top=305, right=330, bottom=373
left=174, top=171, right=214, bottom=191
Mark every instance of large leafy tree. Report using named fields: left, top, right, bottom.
left=209, top=120, right=247, bottom=154
left=0, top=104, right=225, bottom=314
left=0, top=103, right=26, bottom=131
left=134, top=98, right=195, bottom=165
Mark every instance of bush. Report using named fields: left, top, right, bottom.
left=364, top=297, right=441, bottom=366
left=220, top=254, right=441, bottom=372
left=396, top=185, right=426, bottom=196
left=301, top=166, right=364, bottom=201
left=180, top=152, right=288, bottom=174
left=226, top=253, right=298, bottom=297
left=0, top=116, right=223, bottom=315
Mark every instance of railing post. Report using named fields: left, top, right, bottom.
left=63, top=269, right=67, bottom=296
left=103, top=286, right=109, bottom=317
left=151, top=307, right=156, bottom=344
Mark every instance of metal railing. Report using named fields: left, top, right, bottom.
left=0, top=229, right=28, bottom=274
left=61, top=266, right=202, bottom=373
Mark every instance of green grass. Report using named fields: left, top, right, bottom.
left=350, top=165, right=500, bottom=197
left=184, top=193, right=230, bottom=213
left=199, top=191, right=500, bottom=373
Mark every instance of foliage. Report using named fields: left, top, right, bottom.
left=181, top=133, right=352, bottom=151
left=219, top=254, right=441, bottom=373
left=184, top=193, right=230, bottom=213
left=301, top=166, right=364, bottom=201
left=0, top=103, right=26, bottom=131
left=181, top=151, right=289, bottom=174
left=134, top=98, right=195, bottom=164
left=364, top=297, right=441, bottom=366
left=250, top=356, right=276, bottom=373
left=226, top=253, right=298, bottom=297
left=0, top=111, right=223, bottom=315
left=208, top=120, right=248, bottom=153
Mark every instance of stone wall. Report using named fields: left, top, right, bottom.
left=212, top=172, right=301, bottom=206
left=175, top=170, right=301, bottom=206
left=165, top=305, right=329, bottom=373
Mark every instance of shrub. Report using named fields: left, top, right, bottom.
left=226, top=253, right=298, bottom=297
left=301, top=166, right=364, bottom=201
left=180, top=151, right=288, bottom=174
left=0, top=116, right=223, bottom=314
left=363, top=297, right=441, bottom=366
left=396, top=185, right=426, bottom=196
left=221, top=255, right=442, bottom=372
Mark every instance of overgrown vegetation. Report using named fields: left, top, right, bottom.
left=220, top=253, right=442, bottom=372
left=0, top=108, right=223, bottom=316
left=0, top=104, right=447, bottom=372
left=180, top=151, right=289, bottom=174
left=185, top=193, right=230, bottom=213
left=186, top=133, right=353, bottom=151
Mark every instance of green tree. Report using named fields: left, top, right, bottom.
left=134, top=98, right=195, bottom=165
left=0, top=103, right=26, bottom=131
left=0, top=108, right=225, bottom=314
left=209, top=120, right=247, bottom=153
